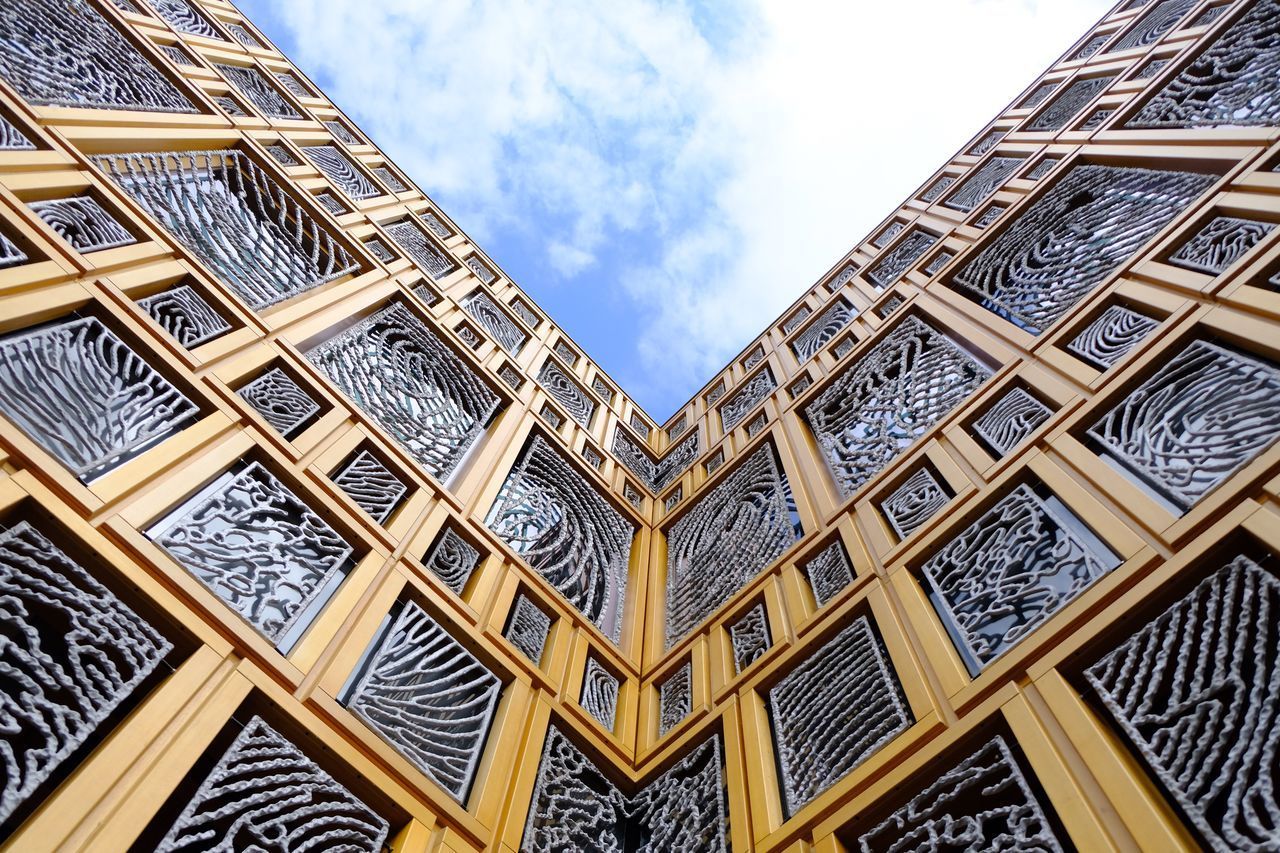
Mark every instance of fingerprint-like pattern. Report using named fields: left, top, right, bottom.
left=768, top=616, right=911, bottom=815
left=422, top=528, right=480, bottom=595
left=880, top=467, right=949, bottom=539
left=1066, top=305, right=1159, bottom=369
left=0, top=0, right=196, bottom=112
left=215, top=63, right=301, bottom=119
left=972, top=387, right=1053, bottom=457
left=385, top=219, right=458, bottom=279
left=0, top=315, right=198, bottom=479
left=1128, top=0, right=1280, bottom=128
left=1085, top=555, right=1280, bottom=852
left=156, top=716, right=388, bottom=851
left=137, top=285, right=232, bottom=348
left=922, top=483, right=1119, bottom=671
left=237, top=367, right=320, bottom=437
left=302, top=144, right=380, bottom=200
left=523, top=726, right=727, bottom=852
left=803, top=315, right=990, bottom=498
left=951, top=164, right=1212, bottom=333
left=155, top=461, right=352, bottom=643
left=99, top=150, right=359, bottom=310
left=332, top=449, right=407, bottom=523
left=151, top=0, right=226, bottom=40
left=308, top=302, right=500, bottom=481
left=29, top=196, right=135, bottom=253
left=857, top=737, right=1065, bottom=853
left=729, top=603, right=770, bottom=673
left=790, top=300, right=855, bottom=364
left=1169, top=215, right=1275, bottom=275
left=538, top=358, right=593, bottom=427
left=719, top=367, right=776, bottom=431
left=580, top=657, right=620, bottom=730
left=665, top=443, right=799, bottom=647
left=350, top=601, right=502, bottom=802
left=1088, top=339, right=1280, bottom=509
left=487, top=436, right=634, bottom=643
left=0, top=522, right=171, bottom=826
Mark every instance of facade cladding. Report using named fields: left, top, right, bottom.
left=0, top=0, right=1278, bottom=850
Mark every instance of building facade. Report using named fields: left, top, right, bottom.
left=0, top=0, right=1278, bottom=849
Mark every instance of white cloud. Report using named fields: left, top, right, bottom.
left=256, top=0, right=1113, bottom=414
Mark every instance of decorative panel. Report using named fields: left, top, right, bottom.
left=486, top=436, right=634, bottom=643
left=302, top=144, right=380, bottom=200
left=214, top=64, right=301, bottom=119
left=512, top=298, right=541, bottom=328
left=236, top=367, right=320, bottom=437
left=612, top=428, right=658, bottom=488
left=1108, top=0, right=1196, bottom=52
left=665, top=443, right=799, bottom=647
left=275, top=72, right=308, bottom=98
left=658, top=662, right=692, bottom=736
left=1066, top=305, right=1159, bottom=369
left=332, top=449, right=406, bottom=523
left=581, top=657, right=619, bottom=730
left=385, top=220, right=458, bottom=279
left=881, top=468, right=949, bottom=539
left=922, top=483, right=1120, bottom=671
left=0, top=522, right=172, bottom=826
left=505, top=595, right=551, bottom=665
left=29, top=196, right=135, bottom=253
left=791, top=300, right=855, bottom=364
left=151, top=0, right=226, bottom=40
left=349, top=601, right=501, bottom=802
left=226, top=22, right=262, bottom=49
left=783, top=305, right=812, bottom=335
left=1073, top=34, right=1109, bottom=60
left=872, top=222, right=905, bottom=248
left=1168, top=215, right=1275, bottom=275
left=972, top=387, right=1053, bottom=457
left=364, top=238, right=395, bottom=263
left=308, top=302, right=499, bottom=481
left=591, top=376, right=613, bottom=404
left=856, top=736, right=1065, bottom=852
left=804, top=540, right=854, bottom=607
left=0, top=0, right=196, bottom=112
left=951, top=164, right=1213, bottom=333
left=538, top=359, right=594, bottom=427
left=522, top=726, right=727, bottom=852
left=0, top=115, right=34, bottom=150
left=768, top=616, right=911, bottom=815
left=374, top=167, right=407, bottom=193
left=155, top=716, right=389, bottom=851
left=728, top=603, right=770, bottom=673
left=629, top=412, right=650, bottom=438
left=422, top=212, right=452, bottom=239
left=466, top=256, right=496, bottom=284
left=1027, top=75, right=1115, bottom=131
left=967, top=130, right=1003, bottom=157
left=1128, top=0, right=1280, bottom=128
left=866, top=229, right=937, bottom=289
left=154, top=462, right=353, bottom=643
left=99, top=150, right=359, bottom=311
left=1087, top=339, right=1280, bottom=510
left=1019, top=82, right=1057, bottom=109
left=1084, top=554, right=1279, bottom=853
left=423, top=528, right=480, bottom=595
left=719, top=367, right=776, bottom=431
left=1025, top=156, right=1060, bottom=180
left=921, top=175, right=955, bottom=203
left=325, top=121, right=361, bottom=145
left=943, top=156, right=1021, bottom=212
left=803, top=315, right=990, bottom=498
left=465, top=291, right=527, bottom=354
left=656, top=430, right=700, bottom=490
left=0, top=315, right=199, bottom=480
left=138, top=284, right=232, bottom=348
left=266, top=144, right=300, bottom=168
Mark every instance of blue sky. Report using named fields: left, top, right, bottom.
left=239, top=0, right=1112, bottom=419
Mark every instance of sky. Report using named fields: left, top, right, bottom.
left=238, top=0, right=1114, bottom=420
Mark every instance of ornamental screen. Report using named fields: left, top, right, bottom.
left=951, top=164, right=1213, bottom=334
left=307, top=302, right=500, bottom=482
left=1084, top=554, right=1279, bottom=853
left=768, top=616, right=911, bottom=815
left=665, top=443, right=800, bottom=647
left=803, top=315, right=990, bottom=498
left=348, top=601, right=502, bottom=803
left=0, top=0, right=196, bottom=113
left=0, top=522, right=171, bottom=827
left=522, top=726, right=727, bottom=853
left=486, top=435, right=634, bottom=643
left=98, top=150, right=359, bottom=310
left=0, top=315, right=199, bottom=480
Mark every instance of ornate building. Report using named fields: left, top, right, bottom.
left=0, top=0, right=1277, bottom=849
